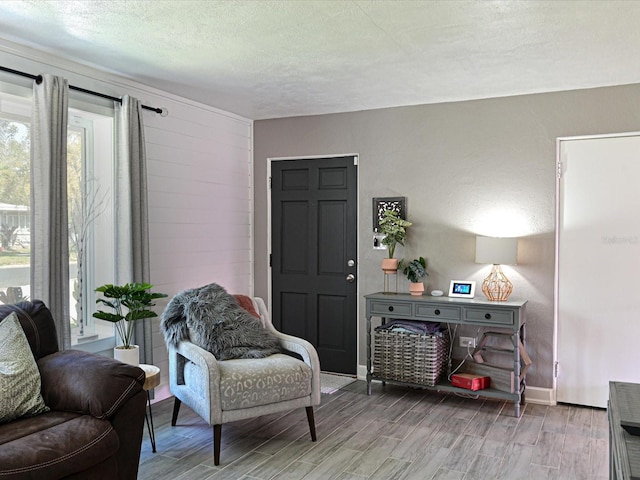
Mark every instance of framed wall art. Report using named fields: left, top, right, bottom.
left=372, top=196, right=406, bottom=232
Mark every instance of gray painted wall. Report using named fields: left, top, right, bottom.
left=253, top=84, right=640, bottom=389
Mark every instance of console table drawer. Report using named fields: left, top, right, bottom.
left=415, top=304, right=461, bottom=321
left=464, top=308, right=514, bottom=325
left=369, top=301, right=413, bottom=317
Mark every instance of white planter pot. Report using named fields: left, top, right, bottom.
left=114, top=345, right=139, bottom=366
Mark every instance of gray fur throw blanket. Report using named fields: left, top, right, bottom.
left=160, top=283, right=281, bottom=360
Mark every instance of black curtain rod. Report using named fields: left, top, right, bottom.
left=0, top=65, right=165, bottom=114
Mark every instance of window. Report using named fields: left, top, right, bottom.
left=0, top=90, right=115, bottom=351
left=0, top=93, right=31, bottom=305
left=67, top=109, right=115, bottom=351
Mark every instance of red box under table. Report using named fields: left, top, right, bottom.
left=451, top=373, right=490, bottom=391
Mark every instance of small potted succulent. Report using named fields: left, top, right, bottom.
left=93, top=282, right=167, bottom=365
left=378, top=209, right=412, bottom=273
left=399, top=256, right=428, bottom=296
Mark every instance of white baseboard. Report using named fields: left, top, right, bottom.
left=357, top=364, right=556, bottom=406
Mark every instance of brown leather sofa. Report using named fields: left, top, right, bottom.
left=0, top=300, right=147, bottom=479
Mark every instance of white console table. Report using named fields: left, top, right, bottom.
left=365, top=292, right=528, bottom=417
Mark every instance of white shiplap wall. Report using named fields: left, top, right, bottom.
left=144, top=99, right=253, bottom=400
left=0, top=39, right=254, bottom=401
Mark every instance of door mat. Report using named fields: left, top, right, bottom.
left=320, top=373, right=357, bottom=394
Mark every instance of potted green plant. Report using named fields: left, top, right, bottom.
left=93, top=282, right=167, bottom=365
left=378, top=209, right=412, bottom=273
left=399, top=256, right=428, bottom=296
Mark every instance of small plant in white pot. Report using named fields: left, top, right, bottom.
left=378, top=209, right=412, bottom=273
left=399, top=257, right=428, bottom=296
left=93, top=282, right=167, bottom=365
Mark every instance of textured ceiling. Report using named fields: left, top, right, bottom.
left=0, top=0, right=639, bottom=120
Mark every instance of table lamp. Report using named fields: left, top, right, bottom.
left=475, top=236, right=518, bottom=301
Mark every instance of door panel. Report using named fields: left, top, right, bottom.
left=318, top=201, right=346, bottom=274
left=281, top=292, right=309, bottom=340
left=318, top=294, right=349, bottom=350
left=281, top=202, right=309, bottom=274
left=271, top=156, right=357, bottom=374
left=557, top=134, right=640, bottom=407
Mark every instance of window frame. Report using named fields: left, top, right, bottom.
left=68, top=108, right=116, bottom=353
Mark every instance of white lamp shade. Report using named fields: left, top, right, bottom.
left=475, top=236, right=518, bottom=265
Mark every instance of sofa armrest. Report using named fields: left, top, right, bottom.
left=176, top=340, right=220, bottom=370
left=251, top=297, right=321, bottom=404
left=170, top=341, right=222, bottom=424
left=268, top=326, right=318, bottom=367
left=110, top=386, right=147, bottom=479
left=252, top=298, right=320, bottom=370
left=264, top=324, right=321, bottom=405
left=38, top=350, right=145, bottom=420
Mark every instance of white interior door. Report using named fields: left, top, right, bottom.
left=557, top=133, right=640, bottom=408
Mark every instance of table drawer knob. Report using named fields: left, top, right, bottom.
left=388, top=306, right=394, bottom=312
left=434, top=309, right=440, bottom=315
left=485, top=313, right=492, bottom=320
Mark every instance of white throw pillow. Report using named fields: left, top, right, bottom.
left=0, top=311, right=49, bottom=423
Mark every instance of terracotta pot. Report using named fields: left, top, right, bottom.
left=114, top=345, right=140, bottom=366
left=381, top=258, right=399, bottom=274
left=409, top=282, right=425, bottom=296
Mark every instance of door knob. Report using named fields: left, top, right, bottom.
left=347, top=259, right=355, bottom=267
left=346, top=274, right=355, bottom=283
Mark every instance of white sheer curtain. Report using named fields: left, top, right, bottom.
left=114, top=95, right=152, bottom=364
left=30, top=74, right=70, bottom=349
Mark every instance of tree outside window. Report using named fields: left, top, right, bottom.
left=0, top=118, right=30, bottom=304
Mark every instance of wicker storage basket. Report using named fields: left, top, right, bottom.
left=373, top=329, right=449, bottom=386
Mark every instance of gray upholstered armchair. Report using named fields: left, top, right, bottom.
left=167, top=296, right=321, bottom=465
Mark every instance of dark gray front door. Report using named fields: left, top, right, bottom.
left=271, top=156, right=357, bottom=374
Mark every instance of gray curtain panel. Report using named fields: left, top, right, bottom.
left=30, top=74, right=71, bottom=349
left=114, top=95, right=152, bottom=365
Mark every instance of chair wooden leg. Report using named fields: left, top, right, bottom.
left=213, top=424, right=222, bottom=465
left=305, top=406, right=317, bottom=442
left=171, top=398, right=181, bottom=426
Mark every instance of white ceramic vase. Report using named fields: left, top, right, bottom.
left=113, top=345, right=140, bottom=366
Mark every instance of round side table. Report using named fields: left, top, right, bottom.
left=139, top=364, right=160, bottom=452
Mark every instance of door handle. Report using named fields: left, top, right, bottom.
left=346, top=274, right=355, bottom=283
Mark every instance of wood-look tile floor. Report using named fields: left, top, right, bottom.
left=138, top=381, right=608, bottom=480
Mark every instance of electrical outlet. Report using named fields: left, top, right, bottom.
left=459, top=336, right=476, bottom=348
